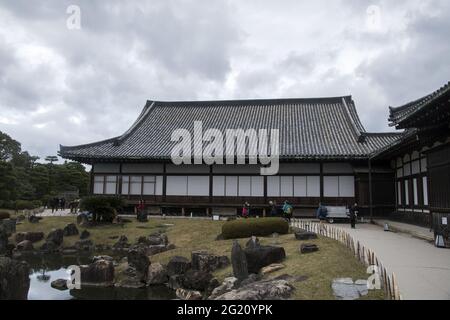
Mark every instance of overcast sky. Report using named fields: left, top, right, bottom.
left=0, top=0, right=449, bottom=161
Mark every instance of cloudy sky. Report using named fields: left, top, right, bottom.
left=0, top=0, right=449, bottom=161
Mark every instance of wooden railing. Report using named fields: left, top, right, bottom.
left=291, top=219, right=402, bottom=300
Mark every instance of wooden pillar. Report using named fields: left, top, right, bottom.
left=320, top=162, right=324, bottom=203
left=118, top=163, right=123, bottom=195
left=162, top=163, right=167, bottom=202
left=368, top=158, right=373, bottom=222
left=89, top=165, right=94, bottom=194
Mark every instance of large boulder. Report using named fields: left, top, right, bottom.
left=211, top=278, right=294, bottom=300
left=15, top=232, right=44, bottom=243
left=182, top=269, right=213, bottom=291
left=191, top=250, right=230, bottom=273
left=46, top=229, right=64, bottom=246
left=63, top=223, right=79, bottom=237
left=244, top=245, right=286, bottom=274
left=0, top=257, right=30, bottom=300
left=147, top=262, right=169, bottom=285
left=231, top=241, right=248, bottom=281
left=80, top=259, right=115, bottom=287
left=167, top=256, right=191, bottom=276
left=127, top=247, right=150, bottom=280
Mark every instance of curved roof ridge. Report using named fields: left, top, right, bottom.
left=389, top=81, right=450, bottom=126
left=114, top=100, right=156, bottom=146
left=152, top=95, right=351, bottom=106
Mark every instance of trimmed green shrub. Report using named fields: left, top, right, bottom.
left=0, top=211, right=10, bottom=220
left=222, top=217, right=289, bottom=240
left=14, top=200, right=36, bottom=210
left=79, top=196, right=124, bottom=223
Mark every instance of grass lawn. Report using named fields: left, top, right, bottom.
left=8, top=214, right=385, bottom=300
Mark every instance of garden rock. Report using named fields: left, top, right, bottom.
left=191, top=250, right=230, bottom=272
left=182, top=269, right=213, bottom=291
left=0, top=219, right=16, bottom=235
left=28, top=215, right=41, bottom=224
left=0, top=226, right=8, bottom=255
left=127, top=247, right=150, bottom=280
left=80, top=230, right=90, bottom=240
left=80, top=259, right=115, bottom=287
left=176, top=288, right=202, bottom=300
left=332, top=278, right=369, bottom=300
left=245, top=236, right=260, bottom=249
left=300, top=244, right=319, bottom=254
left=208, top=277, right=239, bottom=299
left=261, top=263, right=285, bottom=275
left=74, top=239, right=94, bottom=251
left=147, top=262, right=169, bottom=285
left=295, top=230, right=318, bottom=241
left=113, top=235, right=129, bottom=250
left=15, top=232, right=44, bottom=243
left=244, top=245, right=286, bottom=274
left=0, top=257, right=30, bottom=300
left=15, top=240, right=34, bottom=252
left=231, top=241, right=248, bottom=281
left=211, top=278, right=294, bottom=300
left=167, top=256, right=191, bottom=276
left=63, top=223, right=79, bottom=236
left=168, top=275, right=184, bottom=290
left=46, top=229, right=64, bottom=246
left=51, top=279, right=68, bottom=291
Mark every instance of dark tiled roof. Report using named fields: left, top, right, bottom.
left=60, top=96, right=402, bottom=163
left=389, top=81, right=450, bottom=127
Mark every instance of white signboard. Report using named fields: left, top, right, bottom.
left=213, top=215, right=220, bottom=221
left=442, top=217, right=448, bottom=225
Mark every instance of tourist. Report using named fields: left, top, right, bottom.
left=242, top=202, right=250, bottom=218
left=53, top=197, right=59, bottom=212
left=348, top=203, right=359, bottom=229
left=282, top=200, right=293, bottom=222
left=60, top=197, right=66, bottom=210
left=269, top=201, right=278, bottom=217
left=50, top=198, right=57, bottom=213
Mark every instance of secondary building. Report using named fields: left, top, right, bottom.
left=373, top=81, right=450, bottom=228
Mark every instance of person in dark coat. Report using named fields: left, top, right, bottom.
left=348, top=203, right=359, bottom=229
left=269, top=201, right=278, bottom=217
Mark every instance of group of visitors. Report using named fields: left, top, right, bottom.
left=241, top=200, right=360, bottom=228
left=241, top=200, right=294, bottom=221
left=49, top=197, right=66, bottom=213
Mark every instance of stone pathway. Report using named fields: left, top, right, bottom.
left=332, top=223, right=450, bottom=300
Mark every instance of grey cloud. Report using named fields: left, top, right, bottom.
left=0, top=0, right=449, bottom=159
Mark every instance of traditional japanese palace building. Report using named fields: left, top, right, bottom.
left=60, top=82, right=450, bottom=227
